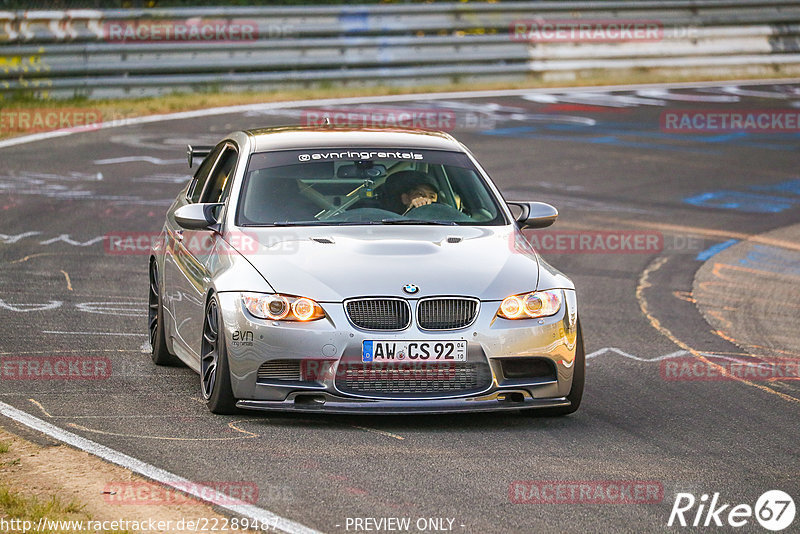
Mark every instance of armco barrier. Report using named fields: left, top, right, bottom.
left=1, top=1, right=800, bottom=99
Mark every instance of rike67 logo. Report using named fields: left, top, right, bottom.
left=668, top=490, right=795, bottom=531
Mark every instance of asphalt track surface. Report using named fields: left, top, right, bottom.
left=1, top=81, right=799, bottom=533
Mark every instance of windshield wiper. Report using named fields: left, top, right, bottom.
left=251, top=219, right=456, bottom=227
left=267, top=221, right=380, bottom=227
left=268, top=221, right=343, bottom=226
left=379, top=218, right=457, bottom=226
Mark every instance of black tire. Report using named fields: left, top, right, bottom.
left=148, top=260, right=178, bottom=366
left=528, top=320, right=585, bottom=417
left=201, top=295, right=239, bottom=414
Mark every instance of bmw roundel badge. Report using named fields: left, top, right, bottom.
left=403, top=284, right=419, bottom=295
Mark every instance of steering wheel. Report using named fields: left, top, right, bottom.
left=404, top=202, right=473, bottom=222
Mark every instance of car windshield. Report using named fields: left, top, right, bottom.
left=237, top=148, right=507, bottom=226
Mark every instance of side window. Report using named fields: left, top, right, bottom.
left=189, top=143, right=224, bottom=203
left=200, top=146, right=238, bottom=204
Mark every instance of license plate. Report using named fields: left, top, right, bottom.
left=362, top=340, right=467, bottom=363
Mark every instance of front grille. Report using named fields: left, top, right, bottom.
left=336, top=362, right=491, bottom=398
left=417, top=297, right=479, bottom=330
left=257, top=360, right=301, bottom=382
left=345, top=298, right=411, bottom=330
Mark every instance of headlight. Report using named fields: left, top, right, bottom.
left=497, top=290, right=562, bottom=320
left=242, top=293, right=325, bottom=322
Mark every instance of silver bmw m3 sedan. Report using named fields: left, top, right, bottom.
left=148, top=126, right=584, bottom=415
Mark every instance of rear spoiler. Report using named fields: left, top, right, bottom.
left=187, top=144, right=214, bottom=169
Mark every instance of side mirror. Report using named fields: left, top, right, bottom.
left=507, top=201, right=558, bottom=229
left=174, top=203, right=222, bottom=230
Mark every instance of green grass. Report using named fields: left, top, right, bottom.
left=0, top=434, right=133, bottom=533
left=0, top=484, right=85, bottom=521
left=0, top=483, right=132, bottom=534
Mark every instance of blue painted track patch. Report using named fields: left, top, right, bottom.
left=696, top=239, right=739, bottom=261
left=683, top=191, right=799, bottom=213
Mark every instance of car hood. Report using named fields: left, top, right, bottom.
left=228, top=225, right=566, bottom=302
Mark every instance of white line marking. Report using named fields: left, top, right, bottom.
left=75, top=301, right=146, bottom=317
left=42, top=331, right=143, bottom=336
left=0, top=401, right=322, bottom=534
left=719, top=86, right=795, bottom=99
left=0, top=299, right=63, bottom=312
left=523, top=92, right=666, bottom=107
left=587, top=347, right=754, bottom=363
left=635, top=88, right=740, bottom=102
left=0, top=231, right=42, bottom=244
left=39, top=234, right=105, bottom=246
left=0, top=78, right=798, bottom=150
left=586, top=347, right=687, bottom=361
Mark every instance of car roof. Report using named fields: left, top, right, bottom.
left=244, top=126, right=465, bottom=152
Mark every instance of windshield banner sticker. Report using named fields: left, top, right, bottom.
left=297, top=150, right=424, bottom=161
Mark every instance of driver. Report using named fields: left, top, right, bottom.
left=380, top=170, right=439, bottom=214
left=400, top=182, right=438, bottom=214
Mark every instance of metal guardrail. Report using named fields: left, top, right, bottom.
left=2, top=1, right=800, bottom=99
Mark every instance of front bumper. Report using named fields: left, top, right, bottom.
left=217, top=290, right=578, bottom=413
left=237, top=391, right=570, bottom=414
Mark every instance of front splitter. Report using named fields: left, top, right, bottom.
left=236, top=391, right=570, bottom=414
